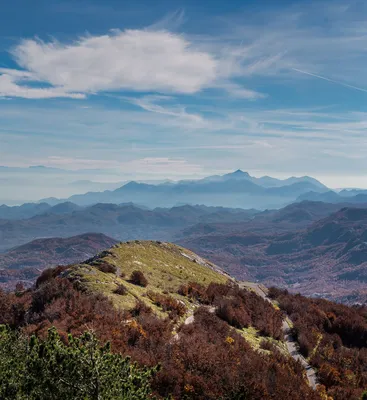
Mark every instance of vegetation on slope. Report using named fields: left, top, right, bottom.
left=0, top=240, right=322, bottom=399
left=0, top=326, right=156, bottom=400
left=66, top=240, right=229, bottom=317
left=269, top=287, right=367, bottom=400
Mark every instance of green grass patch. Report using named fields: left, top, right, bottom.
left=237, top=326, right=288, bottom=355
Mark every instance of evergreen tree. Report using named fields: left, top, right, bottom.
left=0, top=325, right=158, bottom=400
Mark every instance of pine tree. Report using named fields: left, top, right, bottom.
left=0, top=325, right=158, bottom=399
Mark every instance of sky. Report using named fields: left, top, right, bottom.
left=2, top=0, right=367, bottom=203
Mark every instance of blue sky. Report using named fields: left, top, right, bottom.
left=2, top=0, right=367, bottom=203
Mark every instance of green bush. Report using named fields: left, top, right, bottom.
left=0, top=325, right=157, bottom=400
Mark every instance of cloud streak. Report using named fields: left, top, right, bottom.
left=292, top=68, right=367, bottom=94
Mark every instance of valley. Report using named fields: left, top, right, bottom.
left=178, top=206, right=367, bottom=304
left=1, top=196, right=367, bottom=304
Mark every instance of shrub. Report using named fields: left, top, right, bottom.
left=31, top=278, right=73, bottom=314
left=0, top=273, right=321, bottom=400
left=178, top=282, right=208, bottom=303
left=36, top=265, right=69, bottom=288
left=270, top=286, right=367, bottom=398
left=147, top=291, right=186, bottom=318
left=96, top=262, right=117, bottom=274
left=130, top=300, right=152, bottom=317
left=114, top=284, right=127, bottom=296
left=130, top=271, right=148, bottom=287
left=259, top=339, right=275, bottom=351
left=216, top=299, right=251, bottom=329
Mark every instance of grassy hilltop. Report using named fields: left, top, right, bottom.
left=67, top=240, right=229, bottom=316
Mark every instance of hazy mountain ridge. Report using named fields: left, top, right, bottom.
left=0, top=203, right=258, bottom=252
left=0, top=202, right=51, bottom=220
left=298, top=190, right=367, bottom=204
left=37, top=170, right=330, bottom=209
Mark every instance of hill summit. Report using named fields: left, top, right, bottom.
left=66, top=240, right=229, bottom=313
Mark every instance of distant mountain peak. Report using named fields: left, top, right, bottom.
left=225, top=169, right=251, bottom=179
left=233, top=169, right=250, bottom=176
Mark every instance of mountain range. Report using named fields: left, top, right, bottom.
left=2, top=198, right=367, bottom=303
left=36, top=170, right=331, bottom=209
left=0, top=203, right=257, bottom=252
left=2, top=167, right=367, bottom=305
left=298, top=189, right=367, bottom=204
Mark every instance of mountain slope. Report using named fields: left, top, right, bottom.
left=0, top=233, right=117, bottom=270
left=0, top=233, right=118, bottom=291
left=298, top=190, right=367, bottom=204
left=178, top=206, right=367, bottom=303
left=0, top=241, right=322, bottom=399
left=177, top=201, right=352, bottom=239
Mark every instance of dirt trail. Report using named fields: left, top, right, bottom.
left=240, top=282, right=318, bottom=390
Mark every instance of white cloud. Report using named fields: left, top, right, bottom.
left=2, top=2, right=367, bottom=102
left=3, top=29, right=217, bottom=98
left=0, top=73, right=85, bottom=99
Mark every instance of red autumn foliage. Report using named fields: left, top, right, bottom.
left=0, top=275, right=322, bottom=399
left=269, top=287, right=367, bottom=400
left=146, top=291, right=187, bottom=318
left=180, top=282, right=283, bottom=340
left=178, top=282, right=209, bottom=303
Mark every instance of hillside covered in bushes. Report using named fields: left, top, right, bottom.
left=269, top=287, right=367, bottom=399
left=0, top=241, right=365, bottom=399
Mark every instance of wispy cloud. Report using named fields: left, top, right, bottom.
left=211, top=81, right=266, bottom=100
left=147, top=9, right=186, bottom=31
left=128, top=95, right=205, bottom=126
left=292, top=68, right=367, bottom=93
